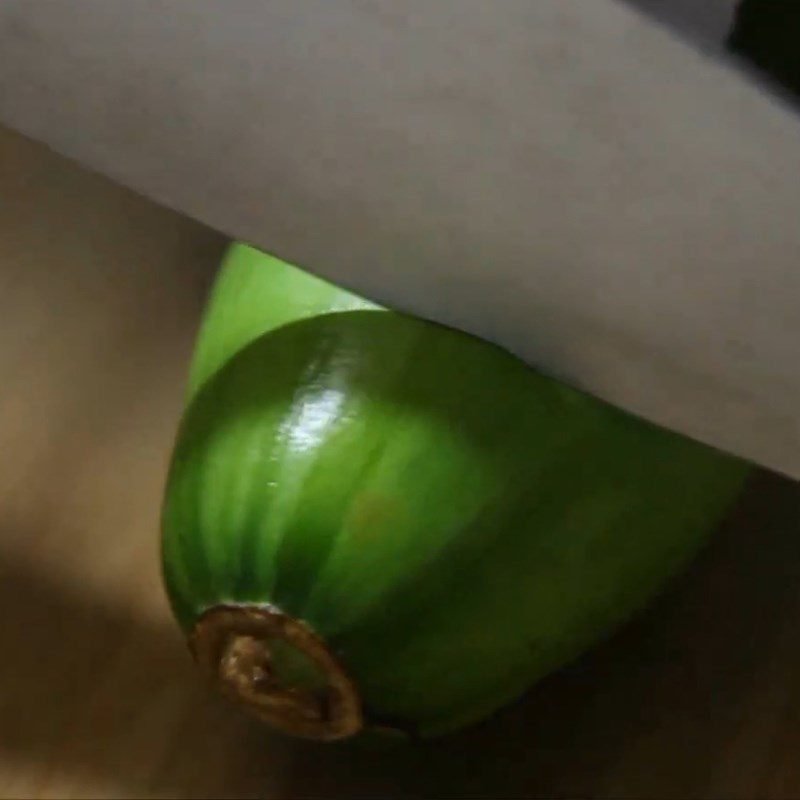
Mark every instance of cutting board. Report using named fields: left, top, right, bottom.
left=2, top=126, right=799, bottom=799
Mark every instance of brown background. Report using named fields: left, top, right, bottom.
left=1, top=125, right=799, bottom=799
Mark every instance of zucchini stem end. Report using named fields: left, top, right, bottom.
left=189, top=604, right=363, bottom=741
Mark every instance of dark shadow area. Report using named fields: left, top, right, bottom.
left=622, top=0, right=800, bottom=114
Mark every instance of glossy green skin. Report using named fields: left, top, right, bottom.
left=162, top=245, right=749, bottom=737
left=187, top=243, right=378, bottom=399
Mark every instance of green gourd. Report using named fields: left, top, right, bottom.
left=161, top=243, right=748, bottom=740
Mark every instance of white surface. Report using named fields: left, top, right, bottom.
left=1, top=0, right=799, bottom=477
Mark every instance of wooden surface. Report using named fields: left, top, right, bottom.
left=2, top=125, right=800, bottom=799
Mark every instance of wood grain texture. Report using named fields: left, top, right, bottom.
left=1, top=125, right=800, bottom=799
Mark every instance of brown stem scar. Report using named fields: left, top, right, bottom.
left=189, top=605, right=363, bottom=741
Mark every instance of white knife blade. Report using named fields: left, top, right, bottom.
left=1, top=1, right=799, bottom=477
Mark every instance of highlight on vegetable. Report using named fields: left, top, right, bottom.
left=160, top=243, right=748, bottom=741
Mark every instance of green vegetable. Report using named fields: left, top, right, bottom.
left=161, top=244, right=748, bottom=740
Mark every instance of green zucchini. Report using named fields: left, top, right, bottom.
left=161, top=243, right=749, bottom=741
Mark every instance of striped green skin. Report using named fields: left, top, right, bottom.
left=162, top=245, right=749, bottom=737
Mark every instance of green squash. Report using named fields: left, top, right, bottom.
left=161, top=243, right=749, bottom=740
